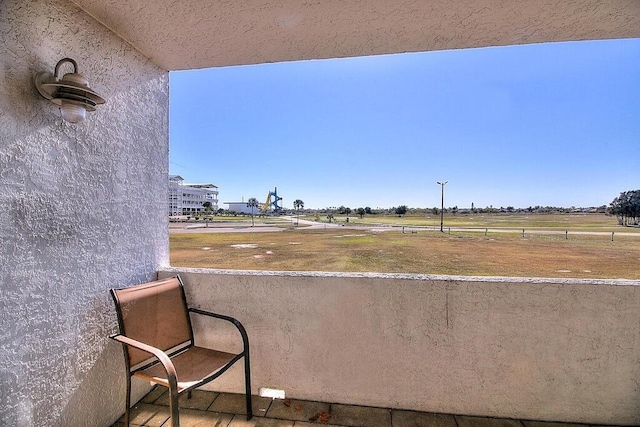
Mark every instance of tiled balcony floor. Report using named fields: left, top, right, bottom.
left=111, top=387, right=620, bottom=427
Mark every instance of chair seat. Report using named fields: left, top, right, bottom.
left=134, top=346, right=238, bottom=392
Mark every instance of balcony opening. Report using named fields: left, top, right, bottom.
left=168, top=39, right=640, bottom=279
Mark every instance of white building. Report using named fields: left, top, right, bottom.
left=169, top=175, right=219, bottom=216
left=225, top=201, right=256, bottom=214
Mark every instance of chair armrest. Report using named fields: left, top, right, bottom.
left=188, top=308, right=250, bottom=353
left=110, top=334, right=178, bottom=389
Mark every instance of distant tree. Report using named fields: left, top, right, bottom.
left=395, top=205, right=408, bottom=216
left=327, top=213, right=334, bottom=223
left=432, top=207, right=439, bottom=215
left=345, top=207, right=352, bottom=219
left=247, top=197, right=259, bottom=226
left=357, top=207, right=366, bottom=219
left=293, top=199, right=304, bottom=226
left=608, top=190, right=640, bottom=226
left=452, top=206, right=459, bottom=215
left=201, top=201, right=213, bottom=226
left=365, top=207, right=372, bottom=215
left=337, top=205, right=347, bottom=214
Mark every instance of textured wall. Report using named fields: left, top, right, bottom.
left=161, top=268, right=640, bottom=425
left=72, top=0, right=640, bottom=70
left=0, top=1, right=169, bottom=426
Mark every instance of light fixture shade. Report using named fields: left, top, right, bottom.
left=60, top=102, right=86, bottom=123
left=34, top=58, right=106, bottom=123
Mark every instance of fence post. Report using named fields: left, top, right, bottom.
left=522, top=229, right=525, bottom=238
left=612, top=231, right=615, bottom=241
left=565, top=230, right=568, bottom=240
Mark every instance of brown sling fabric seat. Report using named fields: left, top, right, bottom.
left=110, top=275, right=252, bottom=427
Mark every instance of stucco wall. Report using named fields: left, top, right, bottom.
left=160, top=268, right=640, bottom=425
left=0, top=1, right=169, bottom=426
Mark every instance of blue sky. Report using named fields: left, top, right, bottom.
left=169, top=38, right=639, bottom=210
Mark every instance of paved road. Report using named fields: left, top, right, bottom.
left=170, top=222, right=284, bottom=233
left=169, top=216, right=344, bottom=233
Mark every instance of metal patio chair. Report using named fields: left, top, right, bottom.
left=110, top=275, right=252, bottom=427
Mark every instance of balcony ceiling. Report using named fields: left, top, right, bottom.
left=72, top=0, right=640, bottom=71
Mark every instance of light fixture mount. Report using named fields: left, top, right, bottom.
left=34, top=58, right=106, bottom=123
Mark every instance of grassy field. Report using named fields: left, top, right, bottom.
left=328, top=212, right=639, bottom=231
left=170, top=214, right=640, bottom=279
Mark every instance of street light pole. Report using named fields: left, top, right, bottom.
left=437, top=181, right=448, bottom=232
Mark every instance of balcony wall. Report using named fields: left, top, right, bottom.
left=1, top=1, right=169, bottom=426
left=160, top=268, right=640, bottom=425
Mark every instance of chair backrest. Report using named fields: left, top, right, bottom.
left=111, top=276, right=193, bottom=368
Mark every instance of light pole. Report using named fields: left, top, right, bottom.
left=437, top=181, right=448, bottom=232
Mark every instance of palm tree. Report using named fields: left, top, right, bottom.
left=202, top=201, right=212, bottom=227
left=293, top=199, right=304, bottom=226
left=246, top=198, right=259, bottom=226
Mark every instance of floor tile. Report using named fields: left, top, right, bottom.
left=176, top=408, right=234, bottom=427
left=294, top=422, right=345, bottom=427
left=392, top=409, right=458, bottom=427
left=154, top=389, right=219, bottom=410
left=228, top=414, right=295, bottom=426
left=328, top=403, right=390, bottom=427
left=209, top=392, right=273, bottom=417
left=523, top=422, right=587, bottom=427
left=122, top=403, right=169, bottom=426
left=141, top=386, right=167, bottom=404
left=266, top=399, right=330, bottom=422
left=456, top=415, right=524, bottom=427
left=143, top=405, right=171, bottom=427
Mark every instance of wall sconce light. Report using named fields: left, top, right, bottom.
left=34, top=58, right=106, bottom=123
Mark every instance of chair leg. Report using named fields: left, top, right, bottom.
left=169, top=386, right=180, bottom=427
left=244, top=354, right=253, bottom=420
left=124, top=375, right=131, bottom=427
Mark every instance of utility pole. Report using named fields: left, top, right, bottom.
left=437, top=181, right=448, bottom=232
